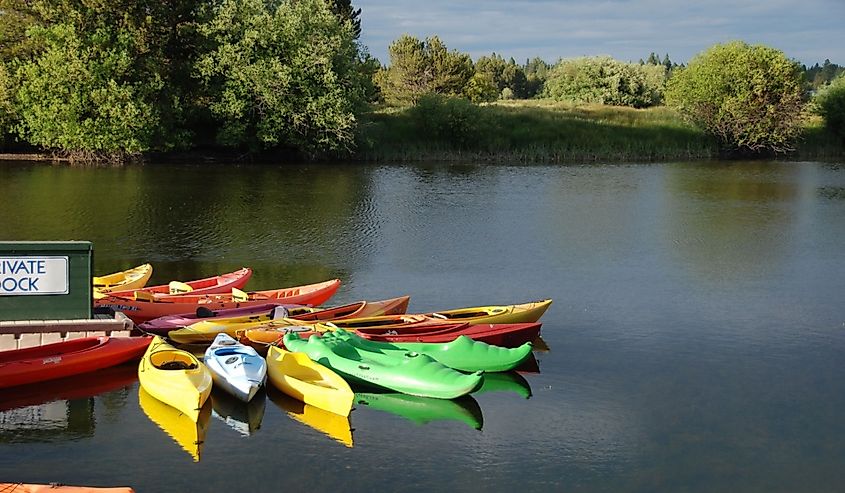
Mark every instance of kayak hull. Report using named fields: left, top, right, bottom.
left=324, top=329, right=533, bottom=372
left=97, top=279, right=342, bottom=324
left=266, top=345, right=354, bottom=417
left=137, top=336, right=212, bottom=421
left=0, top=336, right=151, bottom=389
left=283, top=332, right=483, bottom=400
left=174, top=296, right=410, bottom=344
left=107, top=267, right=252, bottom=298
left=204, top=334, right=267, bottom=402
left=93, top=263, right=153, bottom=295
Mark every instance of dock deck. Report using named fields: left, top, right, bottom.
left=0, top=312, right=134, bottom=350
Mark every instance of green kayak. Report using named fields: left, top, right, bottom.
left=355, top=392, right=483, bottom=430
left=283, top=332, right=482, bottom=400
left=323, top=329, right=533, bottom=372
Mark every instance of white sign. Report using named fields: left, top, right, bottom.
left=0, top=256, right=69, bottom=295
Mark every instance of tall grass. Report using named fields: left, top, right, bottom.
left=355, top=98, right=719, bottom=163
left=354, top=98, right=843, bottom=163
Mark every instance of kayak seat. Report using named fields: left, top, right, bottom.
left=196, top=306, right=217, bottom=318
left=158, top=361, right=197, bottom=370
left=213, top=348, right=245, bottom=357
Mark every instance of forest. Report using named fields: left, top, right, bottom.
left=0, top=0, right=843, bottom=162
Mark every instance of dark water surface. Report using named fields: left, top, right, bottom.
left=0, top=160, right=843, bottom=492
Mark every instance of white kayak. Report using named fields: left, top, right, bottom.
left=204, top=333, right=267, bottom=402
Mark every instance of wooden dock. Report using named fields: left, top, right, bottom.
left=0, top=312, right=134, bottom=350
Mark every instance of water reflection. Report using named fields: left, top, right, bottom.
left=138, top=387, right=212, bottom=462
left=663, top=161, right=798, bottom=280
left=210, top=388, right=266, bottom=437
left=473, top=371, right=532, bottom=399
left=0, top=364, right=136, bottom=443
left=267, top=388, right=353, bottom=448
left=354, top=392, right=484, bottom=430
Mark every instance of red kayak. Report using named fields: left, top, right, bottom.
left=354, top=322, right=542, bottom=347
left=0, top=336, right=151, bottom=389
left=96, top=279, right=342, bottom=324
left=106, top=267, right=252, bottom=298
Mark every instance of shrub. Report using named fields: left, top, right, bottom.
left=665, top=41, right=804, bottom=154
left=543, top=56, right=666, bottom=108
left=814, top=75, right=845, bottom=142
left=408, top=94, right=489, bottom=148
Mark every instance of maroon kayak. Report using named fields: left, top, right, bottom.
left=246, top=322, right=541, bottom=349
left=0, top=336, right=151, bottom=389
left=138, top=303, right=303, bottom=335
left=354, top=322, right=542, bottom=348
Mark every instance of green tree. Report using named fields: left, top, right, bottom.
left=463, top=72, right=498, bottom=103
left=665, top=41, right=804, bottom=153
left=375, top=35, right=473, bottom=105
left=327, top=0, right=361, bottom=39
left=0, top=61, right=17, bottom=142
left=524, top=57, right=549, bottom=98
left=14, top=23, right=161, bottom=159
left=814, top=74, right=845, bottom=142
left=475, top=53, right=528, bottom=99
left=543, top=56, right=665, bottom=107
left=195, top=0, right=367, bottom=155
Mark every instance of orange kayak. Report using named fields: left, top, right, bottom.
left=0, top=484, right=134, bottom=492
left=95, top=279, right=342, bottom=324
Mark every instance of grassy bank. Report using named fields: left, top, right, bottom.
left=354, top=99, right=843, bottom=163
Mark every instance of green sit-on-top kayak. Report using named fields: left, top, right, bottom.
left=283, top=332, right=483, bottom=400
left=323, top=329, right=532, bottom=372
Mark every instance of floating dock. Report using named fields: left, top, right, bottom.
left=0, top=312, right=134, bottom=350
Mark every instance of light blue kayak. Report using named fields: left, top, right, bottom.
left=204, top=333, right=267, bottom=402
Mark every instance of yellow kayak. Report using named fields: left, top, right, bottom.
left=266, top=345, right=354, bottom=417
left=268, top=389, right=353, bottom=448
left=309, top=299, right=554, bottom=332
left=93, top=263, right=153, bottom=297
left=137, top=336, right=212, bottom=421
left=169, top=296, right=410, bottom=344
left=138, top=386, right=211, bottom=462
left=423, top=299, right=552, bottom=324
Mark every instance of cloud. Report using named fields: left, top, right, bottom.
left=356, top=0, right=845, bottom=65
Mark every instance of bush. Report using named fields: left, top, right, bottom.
left=814, top=75, right=845, bottom=142
left=665, top=41, right=804, bottom=154
left=408, top=94, right=490, bottom=148
left=543, top=56, right=666, bottom=108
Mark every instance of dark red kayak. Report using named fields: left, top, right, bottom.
left=0, top=336, right=151, bottom=389
left=354, top=322, right=542, bottom=348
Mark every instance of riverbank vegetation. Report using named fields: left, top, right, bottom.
left=0, top=0, right=842, bottom=163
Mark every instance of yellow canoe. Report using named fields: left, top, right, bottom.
left=268, top=388, right=353, bottom=448
left=266, top=345, right=354, bottom=417
left=169, top=296, right=410, bottom=344
left=309, top=299, right=553, bottom=332
left=93, top=263, right=153, bottom=297
left=138, top=386, right=211, bottom=462
left=137, top=336, right=212, bottom=421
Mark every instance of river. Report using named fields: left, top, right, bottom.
left=0, top=160, right=843, bottom=492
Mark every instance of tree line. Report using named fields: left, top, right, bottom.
left=0, top=0, right=842, bottom=160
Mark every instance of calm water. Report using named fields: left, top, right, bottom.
left=0, top=160, right=844, bottom=492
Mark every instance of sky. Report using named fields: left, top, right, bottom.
left=356, top=0, right=845, bottom=67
